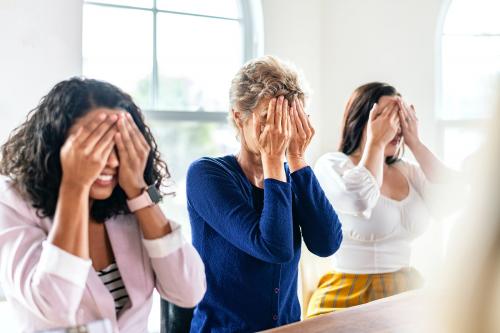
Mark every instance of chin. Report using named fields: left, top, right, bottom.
left=89, top=187, right=115, bottom=200
left=384, top=147, right=398, bottom=158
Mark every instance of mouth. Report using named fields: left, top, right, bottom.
left=93, top=173, right=116, bottom=187
left=389, top=136, right=402, bottom=146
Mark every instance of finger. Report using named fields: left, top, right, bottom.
left=275, top=96, right=284, bottom=130
left=126, top=114, right=149, bottom=153
left=94, top=126, right=118, bottom=156
left=75, top=113, right=108, bottom=144
left=290, top=97, right=297, bottom=136
left=296, top=98, right=311, bottom=138
left=82, top=114, right=118, bottom=152
left=266, top=98, right=276, bottom=127
left=281, top=98, right=288, bottom=133
left=284, top=104, right=290, bottom=145
left=295, top=110, right=306, bottom=140
left=409, top=104, right=418, bottom=122
left=114, top=132, right=129, bottom=161
left=97, top=136, right=116, bottom=162
left=381, top=103, right=392, bottom=116
left=368, top=103, right=379, bottom=121
left=117, top=113, right=137, bottom=157
left=397, top=100, right=408, bottom=128
left=305, top=111, right=315, bottom=139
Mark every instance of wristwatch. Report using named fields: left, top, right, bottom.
left=126, top=184, right=163, bottom=213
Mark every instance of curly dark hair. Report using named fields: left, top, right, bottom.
left=0, top=77, right=170, bottom=222
left=339, top=82, right=404, bottom=165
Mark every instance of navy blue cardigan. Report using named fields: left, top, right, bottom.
left=186, top=155, right=342, bottom=332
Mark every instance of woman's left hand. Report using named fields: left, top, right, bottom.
left=115, top=112, right=151, bottom=199
left=398, top=100, right=421, bottom=150
left=287, top=96, right=315, bottom=172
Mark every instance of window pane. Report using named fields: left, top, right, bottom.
left=156, top=13, right=243, bottom=111
left=83, top=5, right=153, bottom=109
left=156, top=0, right=241, bottom=19
left=444, top=0, right=500, bottom=35
left=443, top=126, right=486, bottom=169
left=85, top=0, right=153, bottom=9
left=441, top=35, right=500, bottom=120
left=149, top=120, right=239, bottom=235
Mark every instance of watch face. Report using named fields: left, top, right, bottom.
left=146, top=185, right=163, bottom=204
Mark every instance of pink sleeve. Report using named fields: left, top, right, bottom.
left=0, top=199, right=91, bottom=326
left=142, top=222, right=206, bottom=308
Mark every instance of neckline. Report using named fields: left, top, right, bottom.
left=343, top=152, right=413, bottom=205
left=230, top=154, right=265, bottom=189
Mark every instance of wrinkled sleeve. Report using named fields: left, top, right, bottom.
left=314, top=153, right=380, bottom=218
left=186, top=158, right=294, bottom=264
left=0, top=199, right=91, bottom=327
left=142, top=221, right=206, bottom=308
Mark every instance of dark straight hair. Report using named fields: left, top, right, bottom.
left=338, top=82, right=403, bottom=164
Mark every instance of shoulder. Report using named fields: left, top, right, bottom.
left=0, top=175, right=40, bottom=222
left=315, top=152, right=354, bottom=173
left=187, top=155, right=245, bottom=188
left=188, top=155, right=239, bottom=176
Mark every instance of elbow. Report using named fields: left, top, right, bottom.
left=173, top=280, right=206, bottom=309
left=306, top=222, right=343, bottom=258
left=272, top=250, right=294, bottom=264
left=265, top=244, right=295, bottom=264
left=162, top=263, right=207, bottom=309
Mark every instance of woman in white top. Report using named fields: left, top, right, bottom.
left=307, top=82, right=456, bottom=317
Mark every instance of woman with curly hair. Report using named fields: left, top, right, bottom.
left=0, top=78, right=206, bottom=332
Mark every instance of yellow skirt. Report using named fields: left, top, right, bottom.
left=306, top=268, right=424, bottom=318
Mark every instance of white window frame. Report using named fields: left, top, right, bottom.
left=436, top=0, right=497, bottom=160
left=83, top=0, right=264, bottom=124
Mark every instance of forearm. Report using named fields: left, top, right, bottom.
left=262, top=155, right=286, bottom=182
left=288, top=157, right=308, bottom=173
left=359, top=140, right=385, bottom=186
left=410, top=141, right=457, bottom=182
left=134, top=204, right=172, bottom=240
left=48, top=181, right=90, bottom=259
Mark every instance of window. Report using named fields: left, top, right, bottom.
left=439, top=0, right=500, bottom=168
left=83, top=1, right=262, bottom=331
left=83, top=0, right=263, bottom=236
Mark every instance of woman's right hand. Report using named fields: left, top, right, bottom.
left=60, top=113, right=118, bottom=189
left=253, top=96, right=291, bottom=181
left=366, top=101, right=400, bottom=148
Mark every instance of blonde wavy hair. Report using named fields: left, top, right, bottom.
left=229, top=55, right=308, bottom=130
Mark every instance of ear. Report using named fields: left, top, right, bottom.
left=232, top=108, right=244, bottom=129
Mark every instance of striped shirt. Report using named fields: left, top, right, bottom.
left=97, top=262, right=129, bottom=314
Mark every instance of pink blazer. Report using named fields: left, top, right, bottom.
left=0, top=176, right=206, bottom=333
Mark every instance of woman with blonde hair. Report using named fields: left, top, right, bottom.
left=186, top=56, right=343, bottom=332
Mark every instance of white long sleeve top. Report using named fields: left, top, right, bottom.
left=314, top=152, right=446, bottom=274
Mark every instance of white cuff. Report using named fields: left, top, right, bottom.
left=36, top=241, right=92, bottom=288
left=142, top=223, right=185, bottom=258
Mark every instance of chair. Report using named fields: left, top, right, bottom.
left=160, top=299, right=194, bottom=333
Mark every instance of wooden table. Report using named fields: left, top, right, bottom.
left=261, top=291, right=428, bottom=333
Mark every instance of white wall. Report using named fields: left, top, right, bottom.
left=262, top=0, right=449, bottom=162
left=0, top=0, right=449, bottom=161
left=261, top=0, right=325, bottom=161
left=0, top=0, right=83, bottom=143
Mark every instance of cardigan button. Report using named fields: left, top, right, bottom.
left=273, top=314, right=278, bottom=321
left=274, top=288, right=280, bottom=294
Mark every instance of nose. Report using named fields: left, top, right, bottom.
left=106, top=147, right=119, bottom=169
